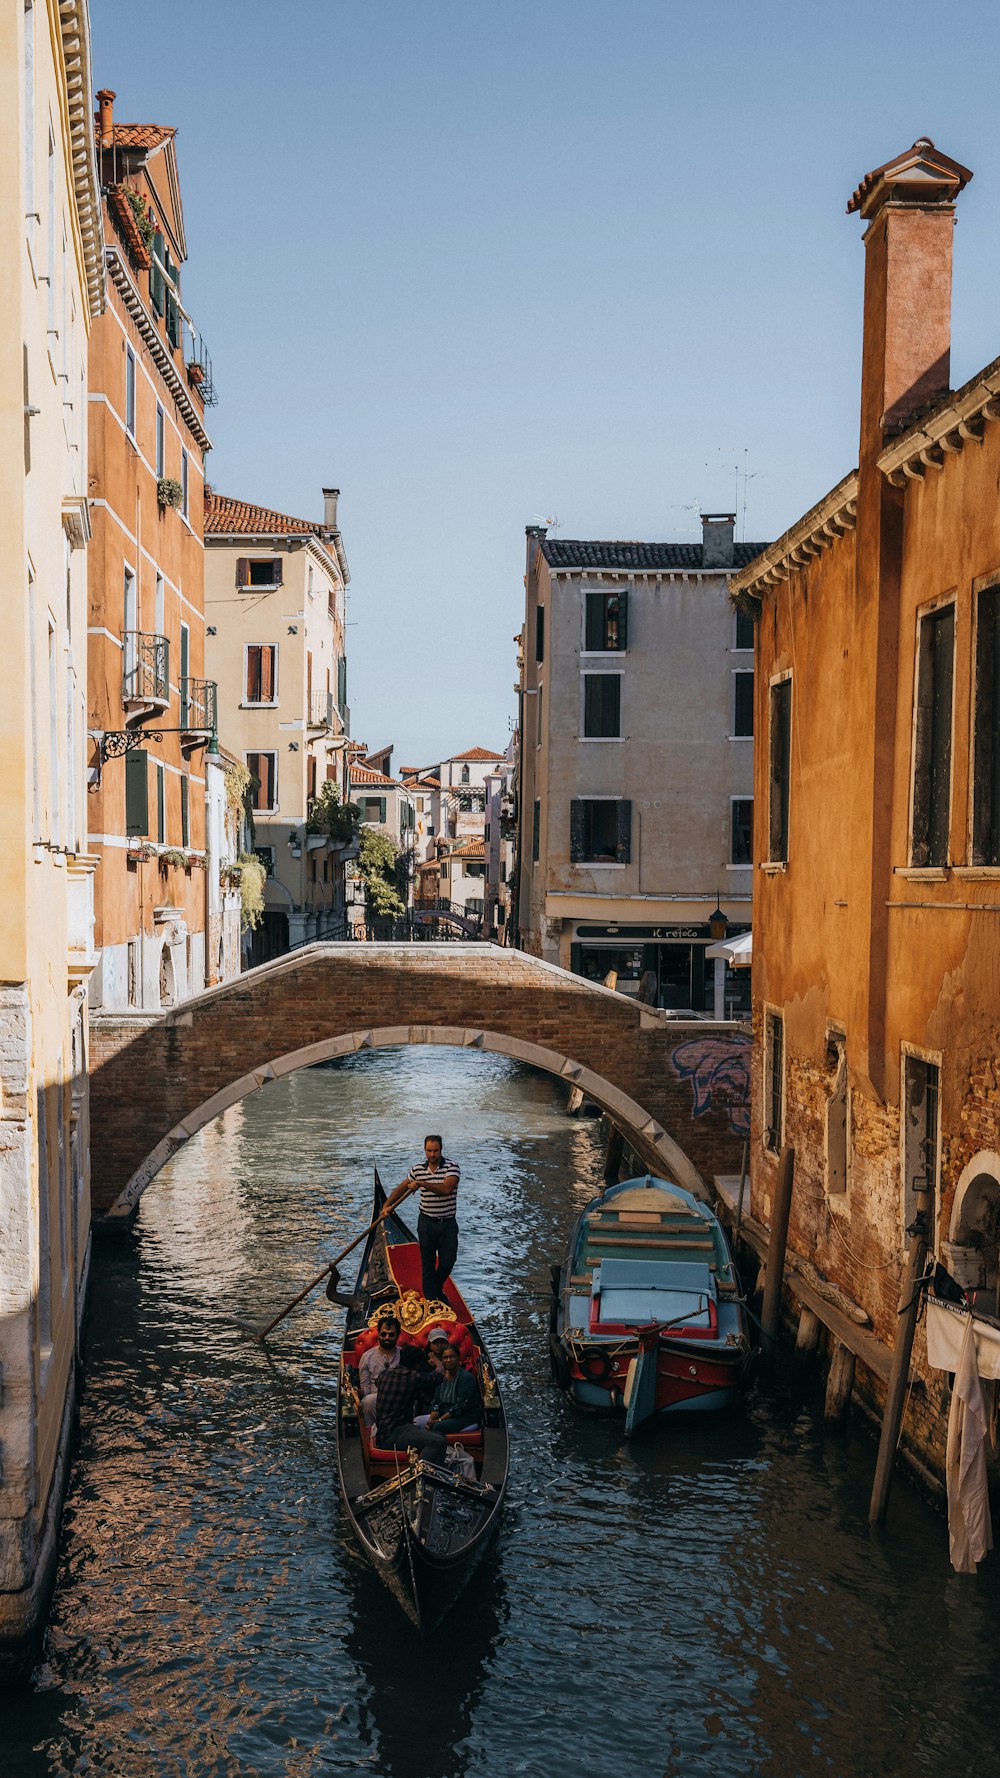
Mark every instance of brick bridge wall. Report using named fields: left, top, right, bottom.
left=88, top=944, right=750, bottom=1219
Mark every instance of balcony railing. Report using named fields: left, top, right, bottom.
left=181, top=677, right=218, bottom=734
left=308, top=690, right=335, bottom=730
left=122, top=632, right=169, bottom=707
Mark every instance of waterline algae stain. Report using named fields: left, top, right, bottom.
left=5, top=1048, right=1000, bottom=1777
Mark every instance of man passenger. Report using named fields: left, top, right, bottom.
left=374, top=1344, right=446, bottom=1463
left=357, top=1314, right=401, bottom=1428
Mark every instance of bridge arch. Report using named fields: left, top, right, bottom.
left=88, top=944, right=748, bottom=1223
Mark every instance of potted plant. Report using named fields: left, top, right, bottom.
left=162, top=847, right=188, bottom=869
left=157, top=476, right=183, bottom=510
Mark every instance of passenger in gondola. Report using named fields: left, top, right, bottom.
left=374, top=1344, right=447, bottom=1462
left=425, top=1326, right=453, bottom=1374
left=415, top=1340, right=481, bottom=1435
left=357, top=1313, right=402, bottom=1428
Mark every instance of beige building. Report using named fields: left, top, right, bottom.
left=517, top=518, right=768, bottom=1014
left=484, top=740, right=517, bottom=942
left=204, top=488, right=352, bottom=960
left=0, top=0, right=104, bottom=1662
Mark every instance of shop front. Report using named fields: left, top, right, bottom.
left=570, top=922, right=751, bottom=1018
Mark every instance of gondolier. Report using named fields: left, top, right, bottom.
left=386, top=1136, right=461, bottom=1303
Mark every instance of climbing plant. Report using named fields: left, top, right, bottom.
left=358, top=827, right=405, bottom=919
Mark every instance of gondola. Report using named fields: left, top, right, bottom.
left=549, top=1173, right=752, bottom=1431
left=334, top=1170, right=508, bottom=1629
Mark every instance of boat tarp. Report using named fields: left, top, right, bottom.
left=593, top=1258, right=715, bottom=1328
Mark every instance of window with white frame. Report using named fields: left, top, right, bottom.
left=734, top=669, right=754, bottom=737
left=582, top=672, right=622, bottom=739
left=730, top=797, right=753, bottom=866
left=246, top=750, right=277, bottom=812
left=245, top=644, right=277, bottom=704
left=181, top=448, right=189, bottom=518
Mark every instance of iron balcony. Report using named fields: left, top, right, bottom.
left=180, top=677, right=218, bottom=735
left=122, top=631, right=169, bottom=709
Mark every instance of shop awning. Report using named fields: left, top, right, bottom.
left=705, top=929, right=753, bottom=968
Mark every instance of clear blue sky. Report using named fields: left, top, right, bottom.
left=91, top=0, right=1000, bottom=767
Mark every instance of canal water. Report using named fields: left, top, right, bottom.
left=4, top=1047, right=1000, bottom=1777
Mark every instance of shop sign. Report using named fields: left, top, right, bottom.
left=576, top=923, right=709, bottom=941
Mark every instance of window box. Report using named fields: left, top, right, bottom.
left=157, top=476, right=183, bottom=510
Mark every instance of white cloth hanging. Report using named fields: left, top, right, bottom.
left=946, top=1315, right=994, bottom=1574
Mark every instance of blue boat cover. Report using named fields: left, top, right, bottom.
left=593, top=1259, right=716, bottom=1297
left=593, top=1259, right=716, bottom=1328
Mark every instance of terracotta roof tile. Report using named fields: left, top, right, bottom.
left=541, top=539, right=770, bottom=571
left=350, top=765, right=398, bottom=787
left=204, top=491, right=325, bottom=538
left=449, top=839, right=486, bottom=860
left=450, top=746, right=504, bottom=762
left=112, top=123, right=176, bottom=150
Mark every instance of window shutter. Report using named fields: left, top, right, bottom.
left=617, top=589, right=629, bottom=651
left=246, top=645, right=260, bottom=703
left=261, top=645, right=274, bottom=702
left=616, top=799, right=632, bottom=863
left=337, top=655, right=347, bottom=712
left=535, top=606, right=545, bottom=664
left=379, top=797, right=386, bottom=823
left=265, top=753, right=276, bottom=808
left=125, top=749, right=148, bottom=837
left=156, top=763, right=165, bottom=844
left=584, top=675, right=598, bottom=737
left=272, top=558, right=284, bottom=586
left=236, top=557, right=249, bottom=589
left=584, top=594, right=600, bottom=652
left=569, top=798, right=585, bottom=861
left=180, top=774, right=189, bottom=847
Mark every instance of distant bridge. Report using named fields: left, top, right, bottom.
left=88, top=944, right=749, bottom=1220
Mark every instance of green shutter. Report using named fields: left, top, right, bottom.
left=337, top=655, right=347, bottom=713
left=125, top=749, right=148, bottom=837
left=616, top=799, right=631, bottom=863
left=156, top=764, right=165, bottom=844
left=617, top=589, right=629, bottom=650
left=569, top=799, right=584, bottom=861
left=180, top=775, right=189, bottom=847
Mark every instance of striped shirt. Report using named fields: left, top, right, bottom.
left=408, top=1157, right=461, bottom=1219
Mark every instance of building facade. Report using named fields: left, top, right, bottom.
left=484, top=740, right=517, bottom=941
left=730, top=137, right=1000, bottom=1477
left=86, top=90, right=216, bottom=1012
left=0, top=0, right=103, bottom=1661
left=517, top=520, right=766, bottom=1012
left=204, top=488, right=352, bottom=961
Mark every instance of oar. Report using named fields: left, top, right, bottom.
left=253, top=1172, right=420, bottom=1342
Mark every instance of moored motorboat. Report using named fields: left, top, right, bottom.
left=334, top=1171, right=508, bottom=1628
left=549, top=1173, right=751, bottom=1431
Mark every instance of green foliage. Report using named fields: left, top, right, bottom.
left=221, top=854, right=267, bottom=930
left=358, top=826, right=405, bottom=919
left=157, top=476, right=183, bottom=510
left=124, top=186, right=154, bottom=250
left=162, top=847, right=188, bottom=868
left=306, top=781, right=361, bottom=845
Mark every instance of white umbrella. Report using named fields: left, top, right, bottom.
left=704, top=929, right=753, bottom=968
left=946, top=1314, right=994, bottom=1573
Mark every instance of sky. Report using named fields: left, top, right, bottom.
left=91, top=0, right=1000, bottom=768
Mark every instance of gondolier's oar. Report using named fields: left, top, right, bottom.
left=253, top=1172, right=421, bottom=1341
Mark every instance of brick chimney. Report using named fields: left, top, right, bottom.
left=849, top=138, right=972, bottom=452
left=701, top=513, right=736, bottom=569
left=322, top=487, right=340, bottom=530
left=96, top=88, right=115, bottom=151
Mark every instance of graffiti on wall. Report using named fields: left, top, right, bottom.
left=669, top=1034, right=751, bottom=1139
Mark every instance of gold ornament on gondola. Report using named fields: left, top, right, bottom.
left=368, top=1291, right=457, bottom=1333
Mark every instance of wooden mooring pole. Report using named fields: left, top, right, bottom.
left=868, top=1223, right=928, bottom=1524
left=759, top=1146, right=795, bottom=1360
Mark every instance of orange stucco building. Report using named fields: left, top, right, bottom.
left=87, top=90, right=216, bottom=1011
left=731, top=138, right=1000, bottom=1477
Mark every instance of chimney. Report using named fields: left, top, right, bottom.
left=700, top=513, right=736, bottom=570
left=322, top=487, right=340, bottom=530
left=96, top=88, right=116, bottom=151
left=848, top=138, right=972, bottom=451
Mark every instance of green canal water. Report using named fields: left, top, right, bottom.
left=3, top=1046, right=1000, bottom=1777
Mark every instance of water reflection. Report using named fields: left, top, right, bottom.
left=3, top=1047, right=1000, bottom=1778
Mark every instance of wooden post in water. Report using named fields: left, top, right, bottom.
left=824, top=1343, right=856, bottom=1430
left=793, top=1307, right=821, bottom=1374
left=603, top=969, right=657, bottom=1182
left=869, top=1223, right=928, bottom=1524
left=759, top=1145, right=795, bottom=1360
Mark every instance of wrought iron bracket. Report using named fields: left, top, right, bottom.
left=98, top=727, right=212, bottom=762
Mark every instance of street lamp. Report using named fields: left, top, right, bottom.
left=709, top=892, right=728, bottom=942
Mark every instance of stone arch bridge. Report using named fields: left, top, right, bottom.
left=88, top=944, right=750, bottom=1221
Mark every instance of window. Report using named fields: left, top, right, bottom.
left=902, top=1052, right=940, bottom=1239
left=735, top=606, right=754, bottom=650
left=180, top=774, right=189, bottom=847
left=247, top=750, right=277, bottom=812
left=465, top=896, right=484, bottom=915
left=308, top=755, right=317, bottom=803
left=731, top=798, right=753, bottom=866
left=245, top=644, right=277, bottom=704
left=440, top=863, right=448, bottom=882
left=910, top=604, right=954, bottom=867
left=764, top=1010, right=784, bottom=1153
left=535, top=606, right=545, bottom=663
left=179, top=621, right=190, bottom=726
left=585, top=591, right=628, bottom=652
left=125, top=749, right=148, bottom=836
left=972, top=585, right=1000, bottom=865
left=154, top=572, right=165, bottom=637
left=150, top=228, right=165, bottom=316
left=768, top=678, right=791, bottom=863
left=236, top=556, right=283, bottom=590
left=155, top=402, right=164, bottom=477
left=460, top=764, right=470, bottom=784
left=155, top=762, right=165, bottom=844
left=125, top=346, right=136, bottom=438
left=734, top=670, right=754, bottom=737
left=181, top=449, right=189, bottom=518
left=532, top=799, right=540, bottom=862
left=256, top=846, right=275, bottom=877
left=360, top=796, right=386, bottom=823
left=337, top=654, right=347, bottom=713
left=583, top=673, right=622, bottom=739
left=570, top=798, right=631, bottom=864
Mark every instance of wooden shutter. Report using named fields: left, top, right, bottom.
left=235, top=557, right=249, bottom=589
left=615, top=799, right=632, bottom=863
left=271, top=558, right=283, bottom=586
left=569, top=798, right=585, bottom=861
left=337, top=655, right=347, bottom=711
left=616, top=589, right=629, bottom=650
left=125, top=749, right=148, bottom=836
left=261, top=645, right=274, bottom=702
left=246, top=645, right=261, bottom=703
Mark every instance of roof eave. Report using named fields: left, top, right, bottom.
left=728, top=470, right=859, bottom=601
